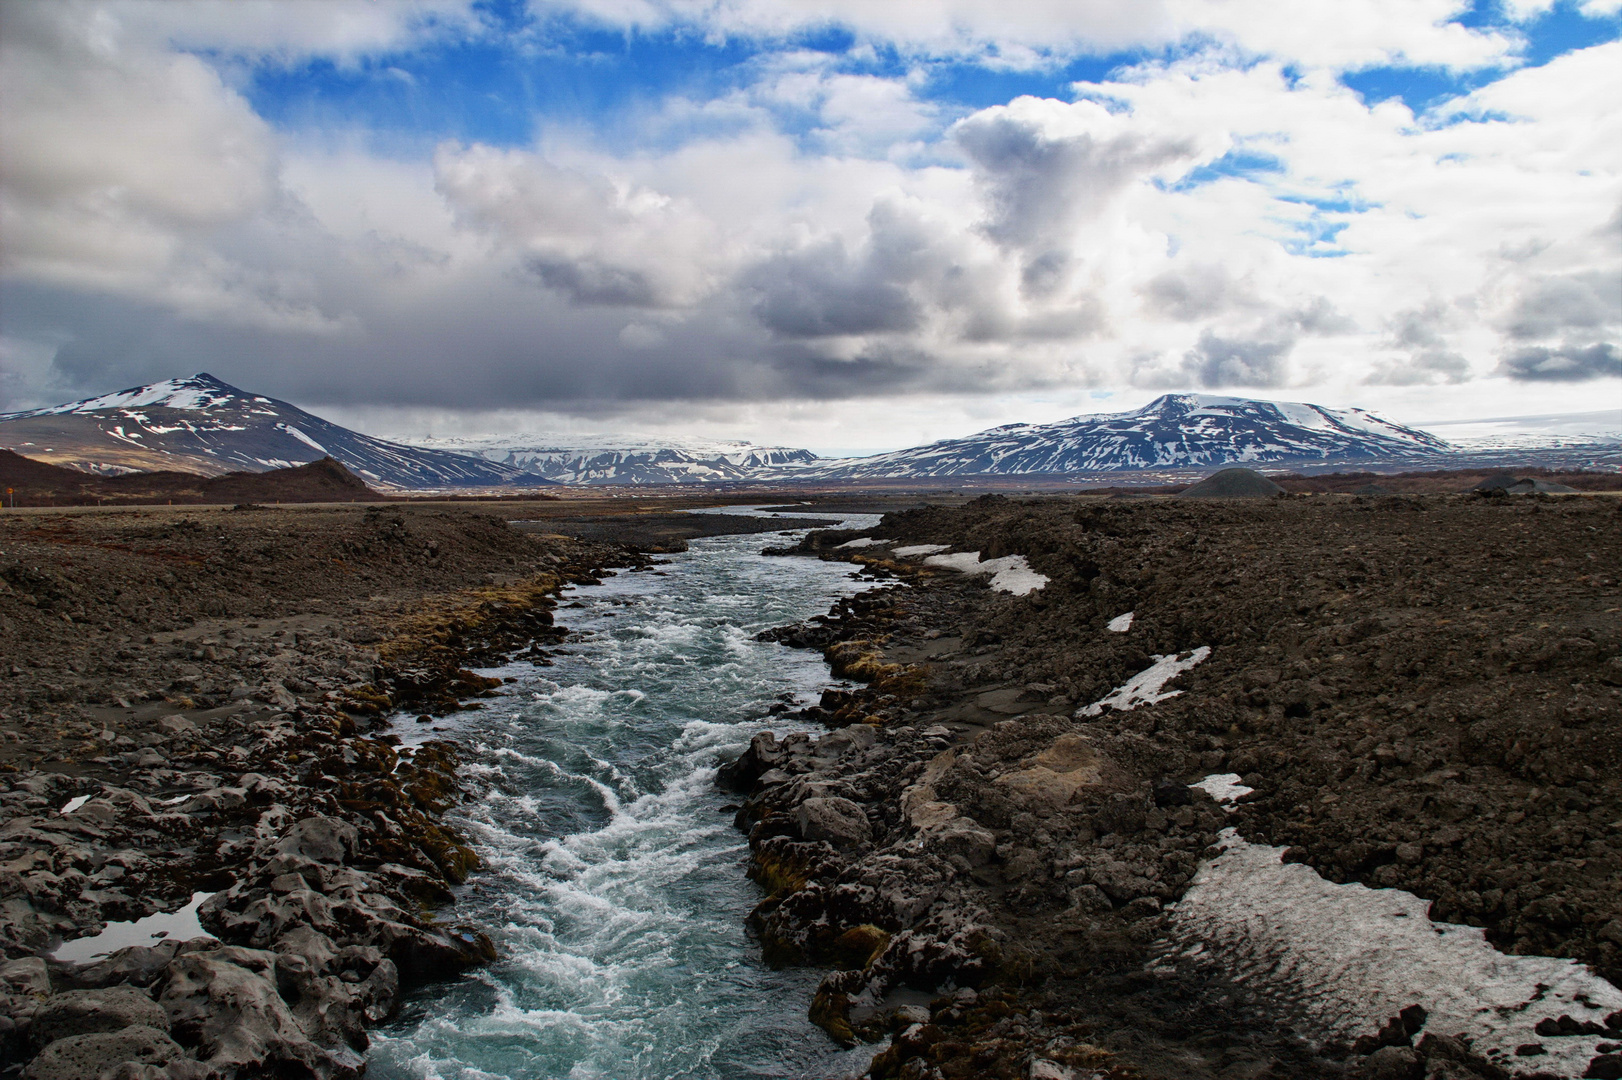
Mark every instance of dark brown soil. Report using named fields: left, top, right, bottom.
left=1269, top=467, right=1622, bottom=495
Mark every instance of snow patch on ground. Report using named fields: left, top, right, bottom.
left=1167, top=829, right=1622, bottom=1075
left=923, top=551, right=985, bottom=573
left=921, top=551, right=1050, bottom=595
left=1107, top=611, right=1134, bottom=632
left=836, top=537, right=882, bottom=549
left=1189, top=773, right=1252, bottom=806
left=1078, top=647, right=1211, bottom=716
left=892, top=544, right=949, bottom=557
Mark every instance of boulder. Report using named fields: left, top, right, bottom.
left=275, top=817, right=359, bottom=866
left=273, top=927, right=399, bottom=1052
left=30, top=986, right=168, bottom=1047
left=795, top=797, right=872, bottom=848
left=22, top=1025, right=201, bottom=1080
left=159, top=945, right=362, bottom=1080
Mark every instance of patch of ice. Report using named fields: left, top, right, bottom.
left=1107, top=611, right=1134, bottom=633
left=920, top=551, right=1050, bottom=595
left=836, top=537, right=881, bottom=549
left=1190, top=773, right=1252, bottom=806
left=53, top=892, right=216, bottom=963
left=1168, top=830, right=1622, bottom=1073
left=59, top=795, right=90, bottom=815
left=1078, top=646, right=1211, bottom=716
left=892, top=544, right=949, bottom=557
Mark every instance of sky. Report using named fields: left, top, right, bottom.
left=0, top=0, right=1618, bottom=455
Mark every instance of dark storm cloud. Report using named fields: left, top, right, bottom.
left=523, top=254, right=662, bottom=307
left=1181, top=329, right=1292, bottom=388
left=745, top=237, right=922, bottom=337
left=0, top=272, right=974, bottom=416
left=953, top=106, right=1195, bottom=251
left=1497, top=341, right=1621, bottom=382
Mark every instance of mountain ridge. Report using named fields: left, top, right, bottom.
left=795, top=394, right=1454, bottom=479
left=0, top=374, right=539, bottom=490
left=408, top=433, right=818, bottom=485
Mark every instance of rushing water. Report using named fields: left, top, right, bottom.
left=368, top=514, right=883, bottom=1080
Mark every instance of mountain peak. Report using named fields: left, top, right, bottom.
left=800, top=393, right=1451, bottom=479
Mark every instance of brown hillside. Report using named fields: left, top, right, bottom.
left=0, top=450, right=390, bottom=505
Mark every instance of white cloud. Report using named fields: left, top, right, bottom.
left=1, top=0, right=1616, bottom=444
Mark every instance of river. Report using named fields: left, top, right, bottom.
left=368, top=513, right=881, bottom=1080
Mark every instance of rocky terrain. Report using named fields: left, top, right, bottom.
left=727, top=490, right=1622, bottom=1079
left=0, top=502, right=638, bottom=1078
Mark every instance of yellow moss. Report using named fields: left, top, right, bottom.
left=831, top=924, right=891, bottom=970
left=808, top=986, right=857, bottom=1047
left=378, top=573, right=563, bottom=664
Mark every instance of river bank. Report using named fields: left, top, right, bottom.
left=0, top=502, right=647, bottom=1077
left=731, top=492, right=1622, bottom=1079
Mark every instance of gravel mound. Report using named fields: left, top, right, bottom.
left=1178, top=467, right=1285, bottom=498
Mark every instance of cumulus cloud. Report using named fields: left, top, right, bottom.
left=0, top=0, right=1618, bottom=438
left=1181, top=329, right=1294, bottom=388
left=1501, top=272, right=1621, bottom=341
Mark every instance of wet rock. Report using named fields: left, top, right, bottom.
left=273, top=927, right=398, bottom=1052
left=1358, top=1045, right=1423, bottom=1080
left=159, top=944, right=362, bottom=1079
left=53, top=942, right=186, bottom=990
left=275, top=816, right=359, bottom=866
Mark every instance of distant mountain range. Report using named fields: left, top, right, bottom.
left=797, top=394, right=1454, bottom=479
left=0, top=374, right=536, bottom=489
left=3, top=376, right=1614, bottom=488
left=409, top=434, right=817, bottom=485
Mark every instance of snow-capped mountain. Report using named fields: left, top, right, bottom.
left=407, top=434, right=818, bottom=485
left=0, top=374, right=535, bottom=489
left=799, top=395, right=1452, bottom=479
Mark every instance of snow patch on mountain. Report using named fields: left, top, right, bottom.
left=406, top=432, right=819, bottom=485
left=799, top=395, right=1452, bottom=479
left=0, top=374, right=533, bottom=489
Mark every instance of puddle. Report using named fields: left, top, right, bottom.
left=52, top=892, right=215, bottom=964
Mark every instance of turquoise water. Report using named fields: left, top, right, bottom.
left=368, top=517, right=882, bottom=1080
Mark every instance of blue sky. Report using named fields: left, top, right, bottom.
left=235, top=0, right=1621, bottom=150
left=1, top=0, right=1617, bottom=450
